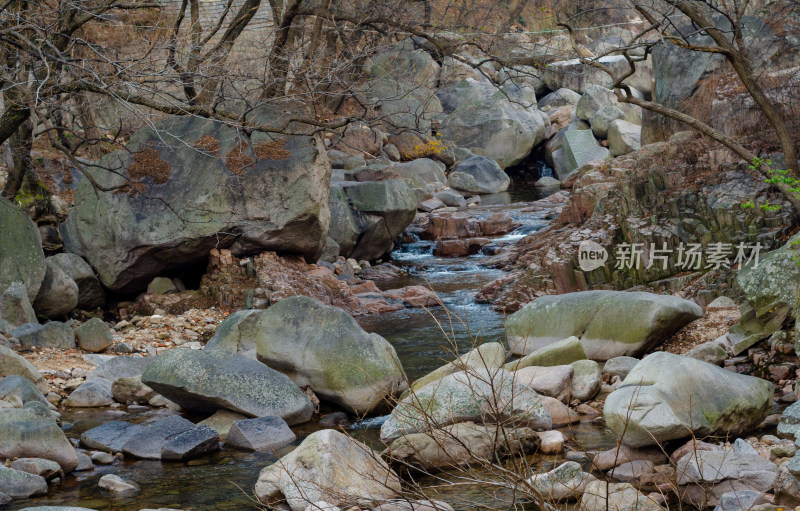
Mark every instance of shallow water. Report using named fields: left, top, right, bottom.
left=8, top=183, right=594, bottom=511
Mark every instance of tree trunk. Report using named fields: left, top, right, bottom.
left=2, top=118, right=33, bottom=200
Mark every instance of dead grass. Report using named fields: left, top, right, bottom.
left=193, top=135, right=221, bottom=157
left=226, top=143, right=255, bottom=176
left=254, top=139, right=292, bottom=160
left=658, top=307, right=741, bottom=355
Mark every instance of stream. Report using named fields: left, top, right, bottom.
left=8, top=183, right=620, bottom=511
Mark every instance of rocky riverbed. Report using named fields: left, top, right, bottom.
left=1, top=16, right=800, bottom=511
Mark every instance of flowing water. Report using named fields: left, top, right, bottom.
left=8, top=183, right=620, bottom=511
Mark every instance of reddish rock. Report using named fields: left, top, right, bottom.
left=422, top=212, right=518, bottom=241
left=434, top=238, right=491, bottom=257
left=382, top=286, right=439, bottom=308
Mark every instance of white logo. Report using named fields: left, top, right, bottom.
left=578, top=240, right=608, bottom=272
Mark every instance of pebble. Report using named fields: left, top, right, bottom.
left=91, top=451, right=115, bottom=464
left=98, top=474, right=139, bottom=494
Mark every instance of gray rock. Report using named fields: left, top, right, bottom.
left=593, top=445, right=668, bottom=471
left=12, top=321, right=76, bottom=349
left=142, top=349, right=313, bottom=424
left=161, top=425, right=220, bottom=461
left=559, top=129, right=610, bottom=180
left=90, top=451, right=115, bottom=464
left=0, top=198, right=46, bottom=302
left=67, top=111, right=331, bottom=292
left=0, top=282, right=37, bottom=328
left=328, top=180, right=417, bottom=261
left=608, top=120, right=641, bottom=156
left=0, top=465, right=47, bottom=499
left=255, top=296, right=406, bottom=415
left=434, top=189, right=466, bottom=208
left=391, top=159, right=447, bottom=191
left=0, top=416, right=78, bottom=472
left=437, top=80, right=546, bottom=168
left=713, top=490, right=763, bottom=511
left=204, top=309, right=262, bottom=357
left=225, top=416, right=296, bottom=452
left=0, top=345, right=47, bottom=391
left=577, top=86, right=620, bottom=121
left=47, top=253, right=104, bottom=310
left=778, top=400, right=800, bottom=438
left=447, top=156, right=510, bottom=194
left=32, top=259, right=79, bottom=318
left=10, top=458, right=63, bottom=480
left=89, top=355, right=154, bottom=381
left=111, top=375, right=156, bottom=404
left=505, top=336, right=587, bottom=371
left=535, top=176, right=561, bottom=188
left=676, top=448, right=777, bottom=488
left=513, top=365, right=573, bottom=402
left=122, top=415, right=196, bottom=459
left=506, top=291, right=703, bottom=359
left=538, top=88, right=582, bottom=110
left=146, top=277, right=177, bottom=295
left=197, top=409, right=248, bottom=440
left=254, top=429, right=401, bottom=511
left=98, top=474, right=139, bottom=495
left=570, top=360, right=601, bottom=401
left=75, top=452, right=93, bottom=472
left=607, top=460, right=655, bottom=483
left=605, top=352, right=773, bottom=447
left=527, top=461, right=596, bottom=501
left=686, top=341, right=728, bottom=365
left=542, top=56, right=633, bottom=94
left=380, top=367, right=551, bottom=442
left=603, top=357, right=639, bottom=380
left=0, top=375, right=50, bottom=407
left=590, top=106, right=625, bottom=138
left=74, top=318, right=113, bottom=353
left=65, top=378, right=114, bottom=408
left=580, top=480, right=664, bottom=511
left=708, top=296, right=737, bottom=309
left=81, top=420, right=145, bottom=452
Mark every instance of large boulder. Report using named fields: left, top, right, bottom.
left=604, top=352, right=773, bottom=447
left=12, top=322, right=76, bottom=349
left=405, top=342, right=506, bottom=396
left=66, top=110, right=331, bottom=292
left=645, top=17, right=783, bottom=142
left=141, top=348, right=314, bottom=424
left=0, top=346, right=46, bottom=392
left=447, top=156, right=510, bottom=195
left=47, top=253, right=105, bottom=310
left=0, top=465, right=47, bottom=499
left=608, top=120, right=642, bottom=156
left=32, top=259, right=78, bottom=319
left=0, top=199, right=46, bottom=302
left=328, top=180, right=417, bottom=261
left=380, top=367, right=551, bottom=442
left=506, top=291, right=703, bottom=359
left=255, top=429, right=401, bottom=511
left=438, top=80, right=546, bottom=168
left=384, top=422, right=539, bottom=472
left=74, top=318, right=113, bottom=353
left=64, top=378, right=114, bottom=407
left=0, top=282, right=37, bottom=328
left=0, top=410, right=79, bottom=472
left=225, top=416, right=296, bottom=452
left=527, top=461, right=596, bottom=501
left=581, top=480, right=664, bottom=511
left=255, top=296, right=406, bottom=414
left=203, top=309, right=261, bottom=357
left=557, top=129, right=611, bottom=181
left=738, top=232, right=800, bottom=316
